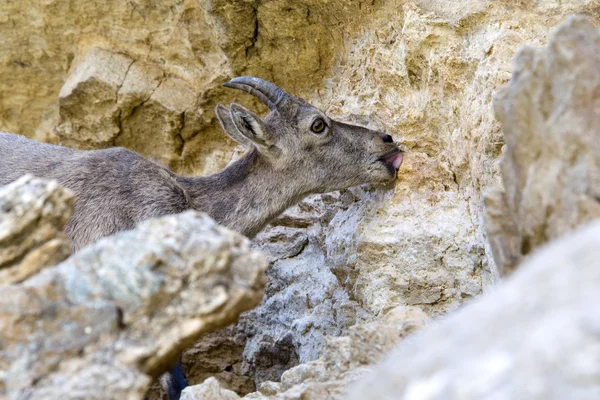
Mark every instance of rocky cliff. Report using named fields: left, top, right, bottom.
left=1, top=0, right=599, bottom=397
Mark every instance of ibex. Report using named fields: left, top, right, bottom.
left=0, top=77, right=403, bottom=399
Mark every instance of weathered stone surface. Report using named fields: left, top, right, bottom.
left=181, top=306, right=428, bottom=400
left=487, top=15, right=600, bottom=274
left=182, top=327, right=257, bottom=395
left=0, top=0, right=379, bottom=175
left=245, top=306, right=429, bottom=400
left=347, top=220, right=600, bottom=400
left=0, top=205, right=267, bottom=399
left=55, top=47, right=134, bottom=148
left=181, top=377, right=241, bottom=400
left=0, top=175, right=72, bottom=284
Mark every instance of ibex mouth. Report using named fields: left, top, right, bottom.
left=379, top=149, right=403, bottom=172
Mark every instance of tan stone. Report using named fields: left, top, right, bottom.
left=0, top=175, right=72, bottom=284
left=181, top=377, right=241, bottom=400
left=55, top=47, right=133, bottom=148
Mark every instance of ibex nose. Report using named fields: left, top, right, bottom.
left=381, top=134, right=394, bottom=143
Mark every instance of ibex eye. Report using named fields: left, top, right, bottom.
left=311, top=118, right=326, bottom=134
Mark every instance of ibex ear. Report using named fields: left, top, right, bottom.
left=215, top=104, right=252, bottom=147
left=228, top=103, right=274, bottom=150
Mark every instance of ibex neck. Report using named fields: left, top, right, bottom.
left=179, top=149, right=305, bottom=237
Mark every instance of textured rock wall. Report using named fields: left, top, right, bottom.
left=0, top=176, right=267, bottom=399
left=0, top=0, right=378, bottom=174
left=2, top=0, right=600, bottom=396
left=181, top=306, right=429, bottom=400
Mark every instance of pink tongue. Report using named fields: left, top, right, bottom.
left=386, top=152, right=403, bottom=169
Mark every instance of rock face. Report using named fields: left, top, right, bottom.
left=347, top=220, right=600, bottom=400
left=0, top=175, right=72, bottom=284
left=0, top=177, right=267, bottom=400
left=486, top=16, right=600, bottom=274
left=180, top=306, right=428, bottom=400
left=246, top=306, right=429, bottom=400
left=2, top=0, right=600, bottom=396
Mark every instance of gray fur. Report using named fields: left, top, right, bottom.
left=0, top=77, right=401, bottom=249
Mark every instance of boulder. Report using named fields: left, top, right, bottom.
left=0, top=177, right=267, bottom=400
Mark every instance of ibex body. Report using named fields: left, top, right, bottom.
left=0, top=77, right=403, bottom=399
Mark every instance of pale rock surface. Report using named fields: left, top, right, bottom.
left=178, top=306, right=428, bottom=400
left=242, top=306, right=429, bottom=400
left=2, top=0, right=600, bottom=395
left=181, top=377, right=241, bottom=400
left=0, top=175, right=72, bottom=284
left=0, top=194, right=267, bottom=400
left=486, top=15, right=600, bottom=274
left=347, top=220, right=600, bottom=400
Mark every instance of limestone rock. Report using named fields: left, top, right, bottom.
left=250, top=306, right=429, bottom=400
left=54, top=47, right=200, bottom=169
left=181, top=377, right=241, bottom=400
left=0, top=209, right=267, bottom=399
left=55, top=47, right=134, bottom=148
left=0, top=0, right=379, bottom=175
left=487, top=15, right=600, bottom=274
left=181, top=306, right=428, bottom=400
left=347, top=220, right=600, bottom=400
left=0, top=175, right=72, bottom=284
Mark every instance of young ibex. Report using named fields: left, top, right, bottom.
left=0, top=77, right=403, bottom=399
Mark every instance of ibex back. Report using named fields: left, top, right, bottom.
left=0, top=77, right=403, bottom=399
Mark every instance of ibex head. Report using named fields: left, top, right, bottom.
left=215, top=76, right=403, bottom=194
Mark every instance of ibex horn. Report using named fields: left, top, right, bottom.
left=223, top=76, right=290, bottom=111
